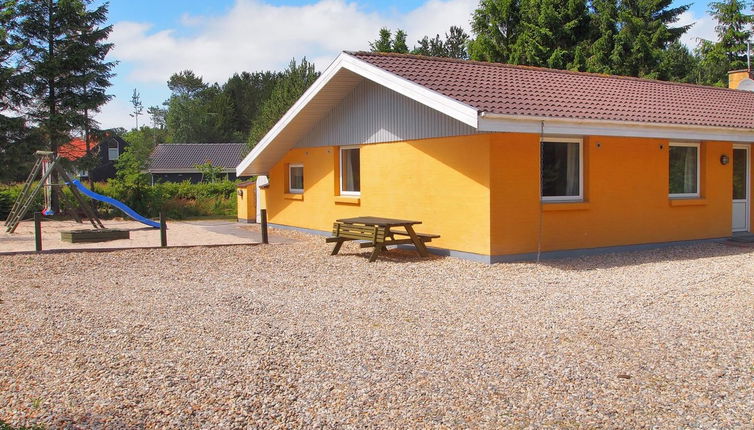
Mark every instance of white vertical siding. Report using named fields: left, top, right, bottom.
left=294, top=79, right=477, bottom=148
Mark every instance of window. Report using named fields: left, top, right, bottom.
left=340, top=146, right=360, bottom=196
left=108, top=142, right=119, bottom=160
left=541, top=138, right=582, bottom=201
left=288, top=164, right=304, bottom=193
left=669, top=143, right=699, bottom=198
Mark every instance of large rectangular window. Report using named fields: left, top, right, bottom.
left=340, top=146, right=360, bottom=196
left=669, top=143, right=699, bottom=198
left=288, top=164, right=303, bottom=194
left=541, top=139, right=582, bottom=201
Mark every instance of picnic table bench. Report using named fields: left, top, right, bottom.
left=326, top=216, right=440, bottom=262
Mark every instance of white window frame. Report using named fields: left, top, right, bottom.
left=288, top=164, right=304, bottom=194
left=108, top=145, right=119, bottom=161
left=339, top=145, right=361, bottom=197
left=540, top=137, right=584, bottom=202
left=668, top=142, right=700, bottom=199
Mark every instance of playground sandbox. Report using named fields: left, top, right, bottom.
left=0, top=219, right=292, bottom=253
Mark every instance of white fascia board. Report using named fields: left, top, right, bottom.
left=479, top=114, right=754, bottom=142
left=339, top=55, right=479, bottom=128
left=236, top=52, right=481, bottom=177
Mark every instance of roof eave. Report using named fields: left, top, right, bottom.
left=479, top=113, right=754, bottom=142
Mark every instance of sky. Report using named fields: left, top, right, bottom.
left=95, top=0, right=718, bottom=131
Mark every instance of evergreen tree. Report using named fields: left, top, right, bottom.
left=711, top=0, right=752, bottom=69
left=248, top=58, right=319, bottom=149
left=221, top=71, right=280, bottom=140
left=413, top=26, right=470, bottom=59
left=445, top=26, right=471, bottom=59
left=393, top=30, right=409, bottom=53
left=468, top=0, right=522, bottom=63
left=585, top=0, right=619, bottom=74
left=0, top=0, right=36, bottom=183
left=370, top=28, right=394, bottom=52
left=610, top=0, right=691, bottom=79
left=369, top=27, right=410, bottom=53
left=11, top=0, right=113, bottom=207
left=13, top=0, right=113, bottom=156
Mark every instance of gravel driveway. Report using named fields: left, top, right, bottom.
left=1, top=230, right=753, bottom=428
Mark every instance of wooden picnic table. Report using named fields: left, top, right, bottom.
left=327, top=216, right=439, bottom=262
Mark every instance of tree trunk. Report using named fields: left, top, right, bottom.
left=48, top=0, right=60, bottom=214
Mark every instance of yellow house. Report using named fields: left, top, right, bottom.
left=237, top=52, right=754, bottom=263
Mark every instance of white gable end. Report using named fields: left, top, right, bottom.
left=295, top=79, right=476, bottom=148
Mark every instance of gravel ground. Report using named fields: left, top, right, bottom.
left=0, top=219, right=291, bottom=253
left=1, top=230, right=753, bottom=428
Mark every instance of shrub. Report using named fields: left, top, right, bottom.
left=0, top=179, right=237, bottom=221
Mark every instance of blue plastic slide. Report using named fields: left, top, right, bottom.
left=70, top=179, right=160, bottom=228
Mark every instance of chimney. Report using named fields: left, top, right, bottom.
left=728, top=69, right=754, bottom=89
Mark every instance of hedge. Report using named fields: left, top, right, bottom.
left=0, top=180, right=238, bottom=221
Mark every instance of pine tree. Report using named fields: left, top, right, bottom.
left=369, top=28, right=394, bottom=52
left=393, top=30, right=409, bottom=54
left=0, top=0, right=34, bottom=183
left=469, top=0, right=521, bottom=63
left=610, top=0, right=691, bottom=79
left=709, top=0, right=753, bottom=71
left=248, top=58, right=319, bottom=149
left=11, top=0, right=113, bottom=208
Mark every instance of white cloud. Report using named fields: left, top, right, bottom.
left=95, top=97, right=135, bottom=131
left=677, top=10, right=717, bottom=50
left=97, top=0, right=477, bottom=129
left=107, top=0, right=477, bottom=85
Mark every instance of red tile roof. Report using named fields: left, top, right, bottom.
left=58, top=138, right=100, bottom=161
left=349, top=51, right=754, bottom=129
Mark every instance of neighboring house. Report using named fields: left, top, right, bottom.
left=148, top=143, right=247, bottom=184
left=58, top=135, right=128, bottom=182
left=236, top=51, right=754, bottom=263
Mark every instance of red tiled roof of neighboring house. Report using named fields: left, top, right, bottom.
left=58, top=138, right=100, bottom=161
left=349, top=51, right=754, bottom=129
left=149, top=143, right=247, bottom=171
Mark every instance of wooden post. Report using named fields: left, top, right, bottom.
left=34, top=212, right=42, bottom=252
left=260, top=209, right=268, bottom=244
left=160, top=211, right=167, bottom=247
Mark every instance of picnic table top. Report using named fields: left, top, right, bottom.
left=336, top=216, right=422, bottom=227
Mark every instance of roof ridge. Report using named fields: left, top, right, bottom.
left=345, top=50, right=743, bottom=94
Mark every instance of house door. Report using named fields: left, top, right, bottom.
left=732, top=145, right=750, bottom=232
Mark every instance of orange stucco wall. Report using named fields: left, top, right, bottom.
left=260, top=133, right=750, bottom=257
left=262, top=134, right=492, bottom=255
left=490, top=134, right=742, bottom=255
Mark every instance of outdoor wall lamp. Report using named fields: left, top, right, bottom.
left=237, top=189, right=244, bottom=196
left=720, top=154, right=730, bottom=165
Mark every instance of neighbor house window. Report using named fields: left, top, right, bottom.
left=669, top=143, right=699, bottom=198
left=340, top=146, right=360, bottom=196
left=108, top=141, right=119, bottom=160
left=541, top=138, right=582, bottom=201
left=288, top=164, right=304, bottom=193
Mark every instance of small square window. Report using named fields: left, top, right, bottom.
left=289, top=164, right=303, bottom=193
left=340, top=147, right=360, bottom=196
left=541, top=139, right=582, bottom=201
left=669, top=143, right=699, bottom=197
left=108, top=147, right=119, bottom=160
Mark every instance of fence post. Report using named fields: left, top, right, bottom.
left=160, top=211, right=167, bottom=247
left=260, top=209, right=268, bottom=244
left=34, top=212, right=42, bottom=252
